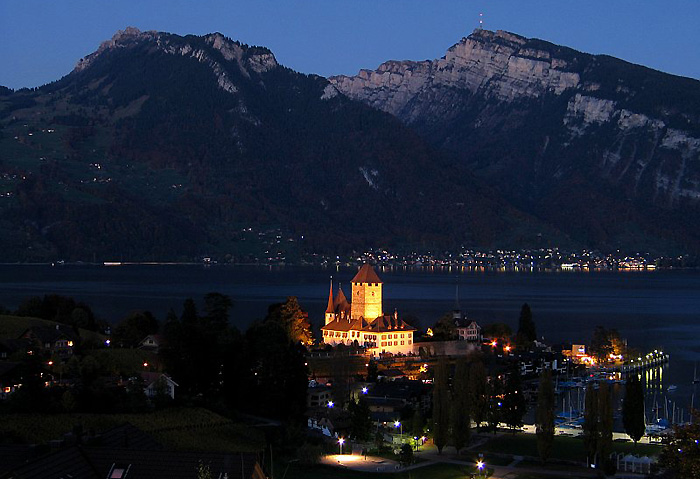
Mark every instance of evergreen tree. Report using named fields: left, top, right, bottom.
left=583, top=383, right=599, bottom=466
left=597, top=382, right=614, bottom=474
left=411, top=408, right=425, bottom=437
left=203, top=292, right=233, bottom=331
left=349, top=398, right=373, bottom=441
left=486, top=375, right=504, bottom=434
left=432, top=358, right=449, bottom=454
left=451, top=358, right=471, bottom=453
left=536, top=368, right=555, bottom=464
left=622, top=374, right=645, bottom=445
left=398, top=444, right=414, bottom=466
left=181, top=298, right=198, bottom=323
left=502, top=369, right=526, bottom=432
left=516, top=303, right=536, bottom=346
left=468, top=360, right=488, bottom=428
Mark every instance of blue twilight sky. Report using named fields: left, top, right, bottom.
left=1, top=0, right=699, bottom=90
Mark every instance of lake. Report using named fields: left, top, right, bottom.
left=0, top=263, right=698, bottom=415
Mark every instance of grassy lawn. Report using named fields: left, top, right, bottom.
left=0, top=407, right=264, bottom=452
left=281, top=462, right=471, bottom=479
left=480, top=432, right=661, bottom=463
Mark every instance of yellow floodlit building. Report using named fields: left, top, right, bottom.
left=321, top=264, right=415, bottom=355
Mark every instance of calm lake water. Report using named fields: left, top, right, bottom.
left=1, top=264, right=698, bottom=414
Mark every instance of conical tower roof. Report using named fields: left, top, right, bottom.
left=325, top=278, right=334, bottom=314
left=335, top=286, right=349, bottom=309
left=351, top=264, right=382, bottom=284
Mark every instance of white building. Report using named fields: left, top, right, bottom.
left=320, top=264, right=416, bottom=355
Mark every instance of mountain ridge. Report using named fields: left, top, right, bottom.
left=0, top=28, right=562, bottom=262
left=330, top=29, right=700, bottom=253
left=1, top=28, right=699, bottom=260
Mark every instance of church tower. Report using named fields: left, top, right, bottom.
left=350, top=264, right=383, bottom=321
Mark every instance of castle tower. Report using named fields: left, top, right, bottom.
left=350, top=264, right=383, bottom=321
left=324, top=277, right=335, bottom=325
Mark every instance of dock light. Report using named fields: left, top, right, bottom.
left=338, top=437, right=345, bottom=455
left=327, top=401, right=334, bottom=408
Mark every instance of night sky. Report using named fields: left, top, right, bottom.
left=1, top=0, right=699, bottom=89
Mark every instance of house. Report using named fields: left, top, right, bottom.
left=306, top=409, right=351, bottom=438
left=321, top=264, right=416, bottom=355
left=137, top=334, right=163, bottom=353
left=307, top=383, right=332, bottom=408
left=367, top=379, right=431, bottom=415
left=457, top=320, right=482, bottom=342
left=0, top=339, right=30, bottom=360
left=0, top=362, right=22, bottom=399
left=20, top=324, right=78, bottom=358
left=139, top=372, right=178, bottom=400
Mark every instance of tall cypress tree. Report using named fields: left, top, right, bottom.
left=502, top=369, right=526, bottom=432
left=451, top=358, right=471, bottom=453
left=622, top=374, right=646, bottom=445
left=536, top=368, right=555, bottom=464
left=486, top=375, right=504, bottom=434
left=598, top=382, right=614, bottom=474
left=517, top=303, right=536, bottom=343
left=432, top=358, right=449, bottom=454
left=583, top=383, right=599, bottom=466
left=468, top=360, right=488, bottom=428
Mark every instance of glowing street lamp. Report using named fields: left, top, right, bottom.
left=338, top=437, right=345, bottom=455
left=394, top=420, right=402, bottom=440
left=476, top=459, right=485, bottom=478
left=327, top=401, right=334, bottom=408
left=361, top=387, right=368, bottom=394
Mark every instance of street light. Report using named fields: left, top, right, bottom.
left=361, top=387, right=368, bottom=394
left=327, top=401, right=334, bottom=408
left=394, top=420, right=402, bottom=441
left=338, top=437, right=345, bottom=455
left=476, top=460, right=485, bottom=478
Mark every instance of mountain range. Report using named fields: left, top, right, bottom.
left=1, top=27, right=699, bottom=261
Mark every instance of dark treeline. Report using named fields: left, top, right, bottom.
left=1, top=293, right=310, bottom=426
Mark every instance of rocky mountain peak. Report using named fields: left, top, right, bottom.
left=74, top=27, right=156, bottom=72
left=330, top=28, right=581, bottom=119
left=72, top=28, right=279, bottom=95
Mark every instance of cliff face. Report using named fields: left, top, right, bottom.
left=331, top=29, right=700, bottom=252
left=330, top=30, right=700, bottom=208
left=332, top=30, right=581, bottom=117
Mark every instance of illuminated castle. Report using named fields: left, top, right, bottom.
left=320, top=264, right=415, bottom=355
